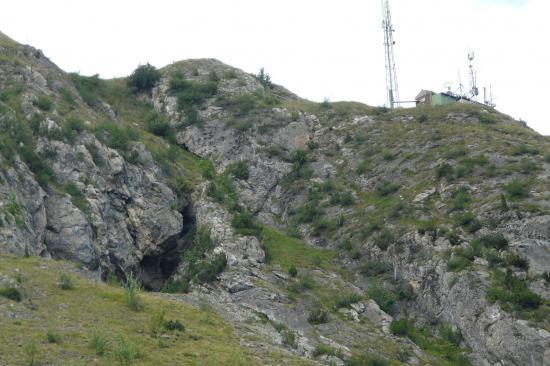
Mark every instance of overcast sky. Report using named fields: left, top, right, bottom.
left=1, top=0, right=548, bottom=135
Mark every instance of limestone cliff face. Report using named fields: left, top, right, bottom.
left=0, top=31, right=549, bottom=365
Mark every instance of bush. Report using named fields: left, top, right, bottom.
left=256, top=67, right=272, bottom=89
left=288, top=274, right=315, bottom=293
left=46, top=330, right=62, bottom=344
left=24, top=342, right=38, bottom=366
left=34, top=95, right=53, bottom=111
left=335, top=293, right=363, bottom=309
left=163, top=319, right=185, bottom=332
left=58, top=272, right=74, bottom=290
left=70, top=73, right=104, bottom=107
left=113, top=335, right=138, bottom=366
left=95, top=121, right=135, bottom=152
left=330, top=191, right=355, bottom=206
left=439, top=325, right=462, bottom=346
left=367, top=283, right=395, bottom=314
left=312, top=344, right=342, bottom=358
left=196, top=254, right=227, bottom=283
left=375, top=181, right=400, bottom=196
left=510, top=144, right=539, bottom=156
left=89, top=333, right=109, bottom=355
left=227, top=160, right=249, bottom=180
left=307, top=309, right=329, bottom=324
left=124, top=274, right=143, bottom=311
left=0, top=287, right=21, bottom=302
left=454, top=212, right=482, bottom=233
left=474, top=233, right=508, bottom=250
left=145, top=110, right=175, bottom=142
left=288, top=265, right=298, bottom=278
left=389, top=318, right=412, bottom=336
left=360, top=260, right=391, bottom=277
left=447, top=255, right=471, bottom=272
left=373, top=230, right=395, bottom=251
left=436, top=163, right=454, bottom=180
left=281, top=329, right=297, bottom=348
left=127, top=63, right=161, bottom=92
left=504, top=179, right=530, bottom=199
left=231, top=212, right=262, bottom=237
left=169, top=72, right=218, bottom=110
left=487, top=269, right=542, bottom=310
left=162, top=277, right=190, bottom=294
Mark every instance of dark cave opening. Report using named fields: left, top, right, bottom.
left=138, top=203, right=196, bottom=291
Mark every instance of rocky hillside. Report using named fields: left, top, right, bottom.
left=0, top=30, right=549, bottom=366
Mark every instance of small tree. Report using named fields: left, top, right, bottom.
left=257, top=67, right=272, bottom=89
left=127, top=63, right=161, bottom=93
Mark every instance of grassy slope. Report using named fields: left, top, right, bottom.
left=0, top=255, right=257, bottom=366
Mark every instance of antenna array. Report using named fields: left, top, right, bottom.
left=381, top=0, right=399, bottom=109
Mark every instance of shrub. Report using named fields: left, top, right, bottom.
left=58, top=272, right=74, bottom=290
left=46, top=330, right=62, bottom=344
left=113, top=335, right=138, bottom=366
left=505, top=252, right=529, bottom=270
left=312, top=344, right=342, bottom=358
left=360, top=260, right=391, bottom=277
left=373, top=230, right=395, bottom=251
left=510, top=144, right=539, bottom=156
left=256, top=67, right=273, bottom=89
left=294, top=201, right=323, bottom=224
left=217, top=93, right=258, bottom=116
left=163, top=319, right=185, bottom=332
left=145, top=110, right=174, bottom=142
left=454, top=212, right=482, bottom=233
left=335, top=293, right=363, bottom=309
left=435, top=163, right=454, bottom=180
left=70, top=73, right=104, bottom=107
left=281, top=329, right=297, bottom=348
left=475, top=233, right=508, bottom=250
left=389, top=318, right=412, bottom=336
left=169, top=72, right=218, bottom=110
left=195, top=254, right=227, bottom=283
left=447, top=255, right=471, bottom=272
left=231, top=212, right=262, bottom=237
left=446, top=230, right=461, bottom=246
left=124, top=274, right=143, bottom=311
left=375, top=181, right=400, bottom=196
left=24, top=342, right=38, bottom=366
left=439, top=325, right=462, bottom=346
left=288, top=274, right=315, bottom=293
left=90, top=333, right=109, bottom=355
left=127, top=63, right=161, bottom=92
left=162, top=277, right=190, bottom=294
left=227, top=160, right=249, bottom=180
left=0, top=287, right=21, bottom=302
left=307, top=309, right=329, bottom=324
left=487, top=269, right=542, bottom=310
left=95, top=121, right=135, bottom=152
left=504, top=179, right=530, bottom=199
left=367, top=283, right=395, bottom=314
left=65, top=181, right=89, bottom=213
left=34, top=95, right=53, bottom=111
left=288, top=265, right=298, bottom=278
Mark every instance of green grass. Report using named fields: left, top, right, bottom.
left=0, top=255, right=257, bottom=365
left=260, top=227, right=336, bottom=270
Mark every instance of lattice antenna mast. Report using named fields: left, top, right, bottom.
left=381, top=0, right=399, bottom=108
left=468, top=52, right=479, bottom=99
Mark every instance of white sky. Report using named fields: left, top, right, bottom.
left=1, top=0, right=549, bottom=135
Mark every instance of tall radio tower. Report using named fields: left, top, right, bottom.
left=381, top=0, right=399, bottom=109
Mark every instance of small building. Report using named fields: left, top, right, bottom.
left=416, top=90, right=464, bottom=106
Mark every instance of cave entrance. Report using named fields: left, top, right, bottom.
left=138, top=204, right=195, bottom=291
